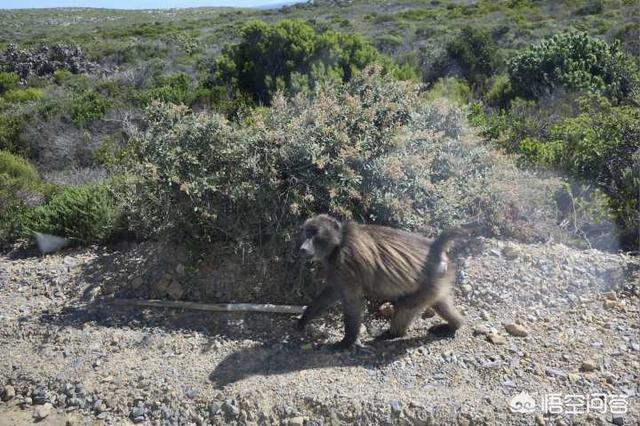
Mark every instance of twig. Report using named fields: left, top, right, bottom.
left=106, top=298, right=305, bottom=314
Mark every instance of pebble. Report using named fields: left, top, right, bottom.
left=461, top=284, right=473, bottom=294
left=504, top=323, right=529, bottom=337
left=223, top=400, right=240, bottom=418
left=580, top=359, right=597, bottom=372
left=534, top=413, right=545, bottom=425
left=33, top=403, right=53, bottom=420
left=1, top=385, right=16, bottom=401
left=287, top=417, right=306, bottom=426
left=472, top=325, right=491, bottom=336
left=486, top=333, right=506, bottom=345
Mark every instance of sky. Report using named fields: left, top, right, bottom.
left=1, top=0, right=302, bottom=9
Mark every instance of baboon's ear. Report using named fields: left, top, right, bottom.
left=327, top=216, right=342, bottom=233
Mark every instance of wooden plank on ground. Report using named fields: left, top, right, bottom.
left=106, top=298, right=305, bottom=314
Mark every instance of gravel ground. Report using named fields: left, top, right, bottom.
left=0, top=238, right=638, bottom=425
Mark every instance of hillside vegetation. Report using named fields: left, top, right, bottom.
left=0, top=0, right=638, bottom=267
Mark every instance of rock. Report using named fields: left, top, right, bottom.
left=421, top=307, right=435, bottom=319
left=480, top=311, right=490, bottom=321
left=33, top=403, right=52, bottom=420
left=545, top=367, right=567, bottom=379
left=166, top=281, right=185, bottom=300
left=534, top=414, right=545, bottom=425
left=32, top=387, right=50, bottom=404
left=208, top=402, right=221, bottom=416
left=461, top=284, right=473, bottom=295
left=580, top=359, right=597, bottom=372
left=504, top=323, right=529, bottom=337
left=288, top=417, right=306, bottom=426
left=603, top=300, right=617, bottom=309
left=612, top=416, right=624, bottom=426
left=378, top=302, right=394, bottom=318
left=93, top=399, right=105, bottom=413
left=473, top=325, right=491, bottom=336
left=1, top=385, right=16, bottom=401
left=486, top=333, right=506, bottom=345
left=130, top=406, right=145, bottom=422
left=222, top=400, right=240, bottom=418
left=502, top=244, right=519, bottom=259
left=390, top=400, right=402, bottom=414
left=175, top=264, right=186, bottom=275
left=130, top=277, right=144, bottom=289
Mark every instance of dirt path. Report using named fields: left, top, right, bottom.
left=0, top=238, right=638, bottom=425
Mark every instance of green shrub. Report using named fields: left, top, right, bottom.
left=544, top=96, right=639, bottom=247
left=375, top=34, right=404, bottom=53
left=574, top=0, right=603, bottom=16
left=3, top=88, right=45, bottom=103
left=483, top=74, right=515, bottom=108
left=123, top=67, right=570, bottom=258
left=24, top=184, right=121, bottom=244
left=139, top=72, right=210, bottom=106
left=614, top=23, right=640, bottom=58
left=0, top=151, right=43, bottom=246
left=446, top=26, right=501, bottom=87
left=425, top=77, right=473, bottom=106
left=72, top=91, right=113, bottom=126
left=0, top=111, right=29, bottom=155
left=0, top=72, right=20, bottom=94
left=0, top=150, right=38, bottom=181
left=508, top=32, right=640, bottom=104
left=207, top=19, right=396, bottom=106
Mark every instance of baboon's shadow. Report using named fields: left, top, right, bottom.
left=209, top=332, right=451, bottom=388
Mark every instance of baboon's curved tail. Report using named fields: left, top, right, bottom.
left=395, top=226, right=471, bottom=310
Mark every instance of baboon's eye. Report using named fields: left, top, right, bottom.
left=304, top=226, right=318, bottom=239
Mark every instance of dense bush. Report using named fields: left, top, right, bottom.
left=446, top=26, right=501, bottom=88
left=72, top=91, right=114, bottom=126
left=508, top=32, right=640, bottom=104
left=0, top=151, right=44, bottom=246
left=3, top=88, right=45, bottom=103
left=207, top=19, right=401, bottom=106
left=138, top=72, right=210, bottom=106
left=478, top=92, right=639, bottom=249
left=0, top=72, right=20, bottom=94
left=22, top=184, right=121, bottom=244
left=123, top=68, right=572, bottom=261
left=0, top=43, right=96, bottom=79
left=523, top=96, right=639, bottom=248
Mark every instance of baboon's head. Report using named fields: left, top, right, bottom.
left=300, top=214, right=343, bottom=261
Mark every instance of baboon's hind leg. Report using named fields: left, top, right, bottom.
left=428, top=297, right=463, bottom=337
left=377, top=306, right=422, bottom=340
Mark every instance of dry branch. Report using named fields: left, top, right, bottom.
left=106, top=298, right=305, bottom=314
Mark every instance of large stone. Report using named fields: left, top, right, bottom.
left=504, top=323, right=529, bottom=337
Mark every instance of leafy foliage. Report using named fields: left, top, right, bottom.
left=123, top=68, right=569, bottom=258
left=447, top=26, right=501, bottom=87
left=207, top=19, right=401, bottom=106
left=23, top=184, right=121, bottom=244
left=508, top=32, right=640, bottom=104
left=72, top=91, right=113, bottom=126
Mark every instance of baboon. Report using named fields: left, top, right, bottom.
left=297, top=214, right=465, bottom=349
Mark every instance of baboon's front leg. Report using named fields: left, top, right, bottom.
left=333, top=290, right=364, bottom=350
left=297, top=286, right=338, bottom=330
